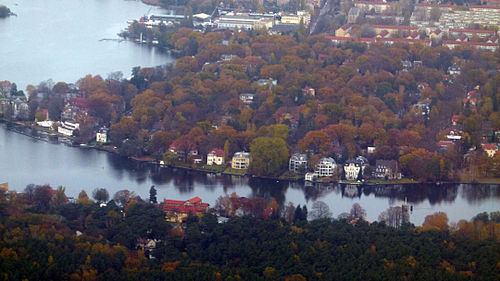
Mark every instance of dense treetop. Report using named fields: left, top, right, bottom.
left=0, top=186, right=499, bottom=280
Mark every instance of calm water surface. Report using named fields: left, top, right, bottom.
left=0, top=0, right=174, bottom=90
left=1, top=123, right=499, bottom=225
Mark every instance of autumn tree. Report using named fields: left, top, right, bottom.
left=298, top=130, right=332, bottom=154
left=422, top=212, right=449, bottom=231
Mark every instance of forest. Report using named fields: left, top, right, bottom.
left=6, top=26, right=500, bottom=183
left=0, top=185, right=499, bottom=280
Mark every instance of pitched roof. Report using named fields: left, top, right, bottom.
left=372, top=25, right=418, bottom=30
left=449, top=28, right=496, bottom=34
left=208, top=148, right=224, bottom=157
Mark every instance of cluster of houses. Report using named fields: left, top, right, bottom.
left=0, top=82, right=29, bottom=120
left=332, top=1, right=500, bottom=51
left=290, top=153, right=402, bottom=182
left=136, top=7, right=312, bottom=35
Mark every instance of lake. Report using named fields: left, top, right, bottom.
left=1, top=122, right=499, bottom=225
left=0, top=0, right=174, bottom=90
left=0, top=0, right=498, bottom=226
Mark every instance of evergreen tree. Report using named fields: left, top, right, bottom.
left=149, top=185, right=157, bottom=204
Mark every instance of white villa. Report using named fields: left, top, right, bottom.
left=305, top=157, right=337, bottom=181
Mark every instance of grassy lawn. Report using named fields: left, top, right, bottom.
left=223, top=167, right=248, bottom=176
left=279, top=171, right=301, bottom=180
left=366, top=178, right=418, bottom=184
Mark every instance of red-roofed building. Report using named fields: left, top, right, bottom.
left=407, top=31, right=421, bottom=40
left=377, top=29, right=390, bottom=38
left=456, top=34, right=469, bottom=42
left=169, top=139, right=199, bottom=157
left=163, top=197, right=210, bottom=223
left=373, top=25, right=418, bottom=36
left=207, top=148, right=224, bottom=165
left=481, top=143, right=499, bottom=157
left=442, top=40, right=499, bottom=51
left=324, top=35, right=429, bottom=46
left=449, top=29, right=496, bottom=39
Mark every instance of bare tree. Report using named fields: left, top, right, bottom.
left=349, top=203, right=367, bottom=219
left=113, top=189, right=136, bottom=207
left=310, top=201, right=332, bottom=220
left=378, top=206, right=409, bottom=228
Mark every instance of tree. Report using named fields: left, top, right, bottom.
left=149, top=185, right=157, bottom=204
left=310, top=201, right=332, bottom=220
left=378, top=206, right=409, bottom=229
left=92, top=188, right=109, bottom=203
left=250, top=137, right=289, bottom=177
left=298, top=130, right=332, bottom=154
left=422, top=212, right=449, bottom=231
left=113, top=190, right=137, bottom=208
left=51, top=186, right=68, bottom=210
left=33, top=185, right=53, bottom=213
left=349, top=203, right=366, bottom=219
left=76, top=190, right=93, bottom=205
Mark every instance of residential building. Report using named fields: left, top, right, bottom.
left=96, top=127, right=108, bottom=143
left=239, top=93, right=255, bottom=105
left=335, top=24, right=353, bottom=37
left=289, top=153, right=307, bottom=173
left=482, top=143, right=498, bottom=157
left=354, top=1, right=391, bottom=13
left=442, top=40, right=499, bottom=51
left=61, top=97, right=88, bottom=121
left=12, top=98, right=29, bottom=120
left=447, top=63, right=461, bottom=76
left=372, top=25, right=419, bottom=36
left=217, top=14, right=273, bottom=30
left=162, top=197, right=210, bottom=223
left=279, top=11, right=310, bottom=26
left=302, top=86, right=315, bottom=97
left=373, top=160, right=402, bottom=180
left=207, top=148, right=224, bottom=165
left=305, top=157, right=337, bottom=181
left=430, top=29, right=443, bottom=40
left=343, top=156, right=369, bottom=181
left=449, top=28, right=496, bottom=39
left=58, top=121, right=79, bottom=136
left=348, top=7, right=361, bottom=24
left=169, top=139, right=198, bottom=157
left=257, top=78, right=277, bottom=89
left=231, top=152, right=251, bottom=169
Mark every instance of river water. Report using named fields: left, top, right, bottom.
left=0, top=0, right=174, bottom=90
left=1, top=123, right=499, bottom=225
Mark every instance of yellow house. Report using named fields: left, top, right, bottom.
left=0, top=182, right=7, bottom=192
left=335, top=23, right=352, bottom=37
left=231, top=152, right=251, bottom=169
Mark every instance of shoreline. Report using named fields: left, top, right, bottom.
left=1, top=119, right=499, bottom=185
